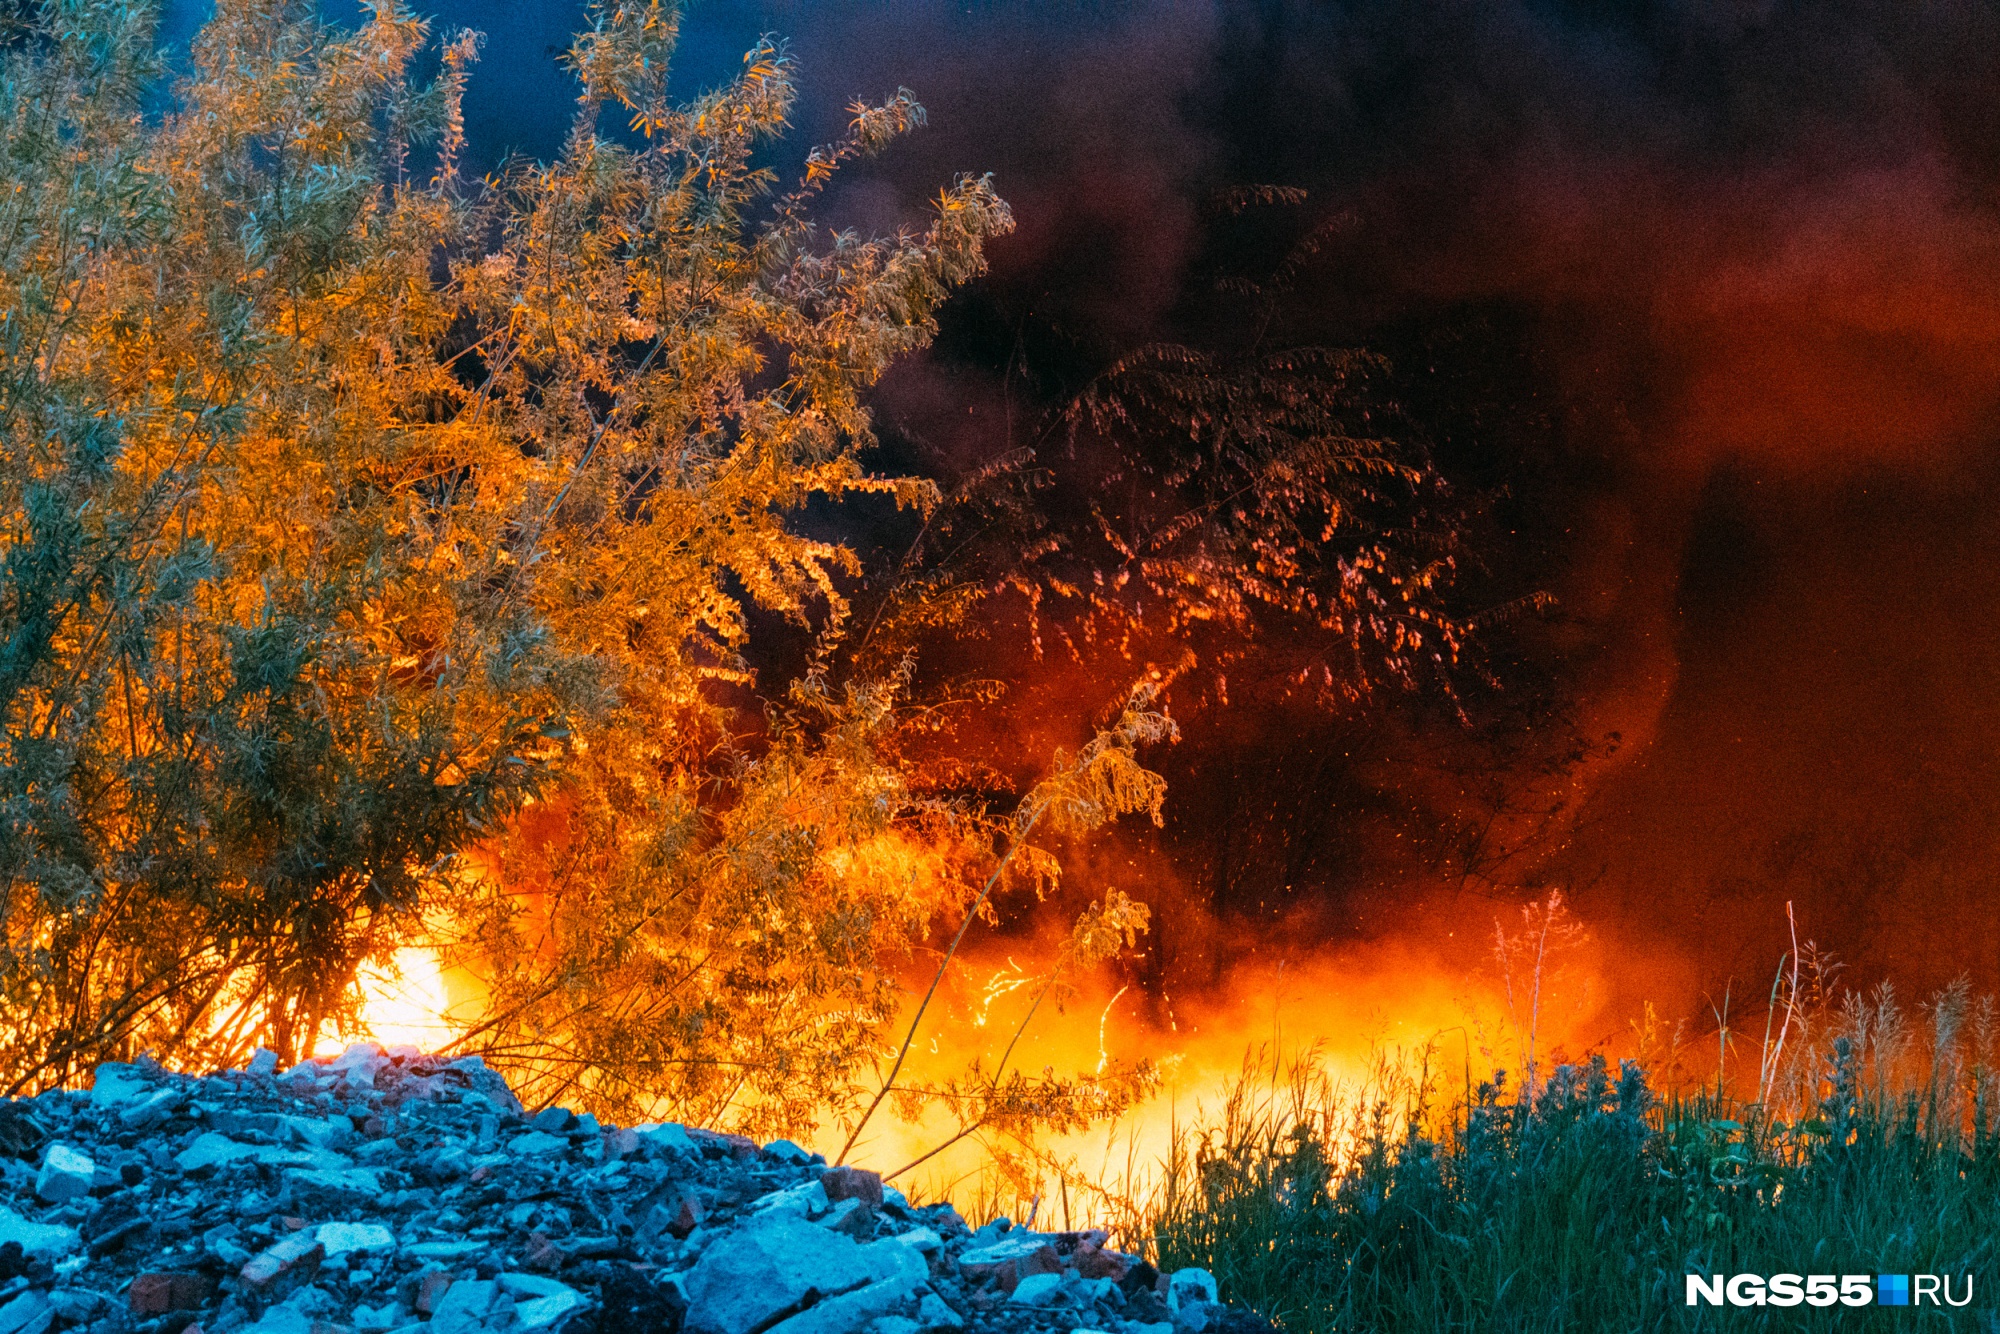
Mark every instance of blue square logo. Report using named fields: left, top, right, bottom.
left=1877, top=1274, right=1911, bottom=1306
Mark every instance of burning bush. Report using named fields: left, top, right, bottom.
left=0, top=0, right=1028, bottom=1108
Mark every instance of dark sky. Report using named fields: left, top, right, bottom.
left=173, top=0, right=2000, bottom=1020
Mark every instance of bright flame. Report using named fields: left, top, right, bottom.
left=812, top=905, right=1619, bottom=1232
left=316, top=946, right=464, bottom=1056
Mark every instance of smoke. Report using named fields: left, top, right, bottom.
left=328, top=0, right=2000, bottom=1044
left=783, top=0, right=2000, bottom=1024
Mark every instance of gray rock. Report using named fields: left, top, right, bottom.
left=915, top=1293, right=963, bottom=1331
left=350, top=1300, right=402, bottom=1331
left=891, top=1229, right=941, bottom=1256
left=240, top=1233, right=324, bottom=1290
left=514, top=1290, right=587, bottom=1331
left=763, top=1274, right=924, bottom=1334
left=278, top=1115, right=346, bottom=1149
left=1009, top=1274, right=1074, bottom=1308
left=246, top=1303, right=312, bottom=1334
left=116, top=1087, right=185, bottom=1130
left=316, top=1222, right=395, bottom=1257
left=684, top=1214, right=924, bottom=1334
left=752, top=1180, right=830, bottom=1219
left=175, top=1132, right=259, bottom=1172
left=635, top=1122, right=696, bottom=1154
left=957, top=1234, right=1056, bottom=1270
left=87, top=1064, right=150, bottom=1108
left=496, top=1275, right=576, bottom=1301
left=247, top=1048, right=280, bottom=1077
left=429, top=1278, right=498, bottom=1334
left=284, top=1166, right=382, bottom=1200
left=0, top=1046, right=1267, bottom=1334
left=1174, top=1302, right=1214, bottom=1334
left=0, top=1289, right=52, bottom=1334
left=1164, top=1270, right=1218, bottom=1312
left=328, top=1044, right=386, bottom=1084
left=508, top=1132, right=567, bottom=1156
left=0, top=1208, right=78, bottom=1260
left=34, top=1145, right=92, bottom=1203
left=45, top=1289, right=110, bottom=1323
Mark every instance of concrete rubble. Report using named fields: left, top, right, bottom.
left=0, top=1047, right=1274, bottom=1334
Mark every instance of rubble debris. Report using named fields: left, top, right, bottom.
left=0, top=1046, right=1274, bottom=1334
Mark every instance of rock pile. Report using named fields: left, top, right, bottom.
left=0, top=1047, right=1271, bottom=1334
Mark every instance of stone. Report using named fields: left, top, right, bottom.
left=0, top=1104, right=46, bottom=1161
left=764, top=1273, right=926, bottom=1334
left=175, top=1132, right=260, bottom=1172
left=350, top=1302, right=400, bottom=1332
left=34, top=1144, right=93, bottom=1203
left=509, top=1131, right=568, bottom=1156
left=0, top=1207, right=79, bottom=1260
left=515, top=1289, right=588, bottom=1330
left=531, top=1107, right=576, bottom=1133
left=88, top=1064, right=151, bottom=1107
left=247, top=1048, right=280, bottom=1077
left=823, top=1198, right=875, bottom=1238
left=688, top=1128, right=758, bottom=1159
left=1009, top=1274, right=1075, bottom=1307
left=118, top=1085, right=186, bottom=1130
left=1072, top=1245, right=1131, bottom=1281
left=0, top=1289, right=52, bottom=1334
left=752, top=1180, right=829, bottom=1219
left=0, top=1049, right=1275, bottom=1334
left=821, top=1167, right=884, bottom=1209
left=428, top=1278, right=499, bottom=1334
left=497, top=1274, right=577, bottom=1301
left=1165, top=1269, right=1218, bottom=1312
left=283, top=1166, right=382, bottom=1200
left=239, top=1233, right=324, bottom=1291
left=315, top=1222, right=394, bottom=1258
left=915, top=1293, right=964, bottom=1331
left=329, top=1044, right=386, bottom=1082
left=128, top=1271, right=209, bottom=1314
left=46, top=1290, right=110, bottom=1324
left=246, top=1304, right=311, bottom=1334
left=957, top=1235, right=1061, bottom=1293
left=684, top=1214, right=922, bottom=1334
left=277, top=1115, right=339, bottom=1148
left=416, top=1272, right=457, bottom=1315
left=635, top=1122, right=697, bottom=1154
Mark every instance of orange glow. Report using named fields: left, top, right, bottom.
left=317, top=946, right=477, bottom=1057
left=815, top=902, right=1621, bottom=1227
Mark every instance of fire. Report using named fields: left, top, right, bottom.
left=813, top=893, right=1620, bottom=1227
left=316, top=946, right=469, bottom=1057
